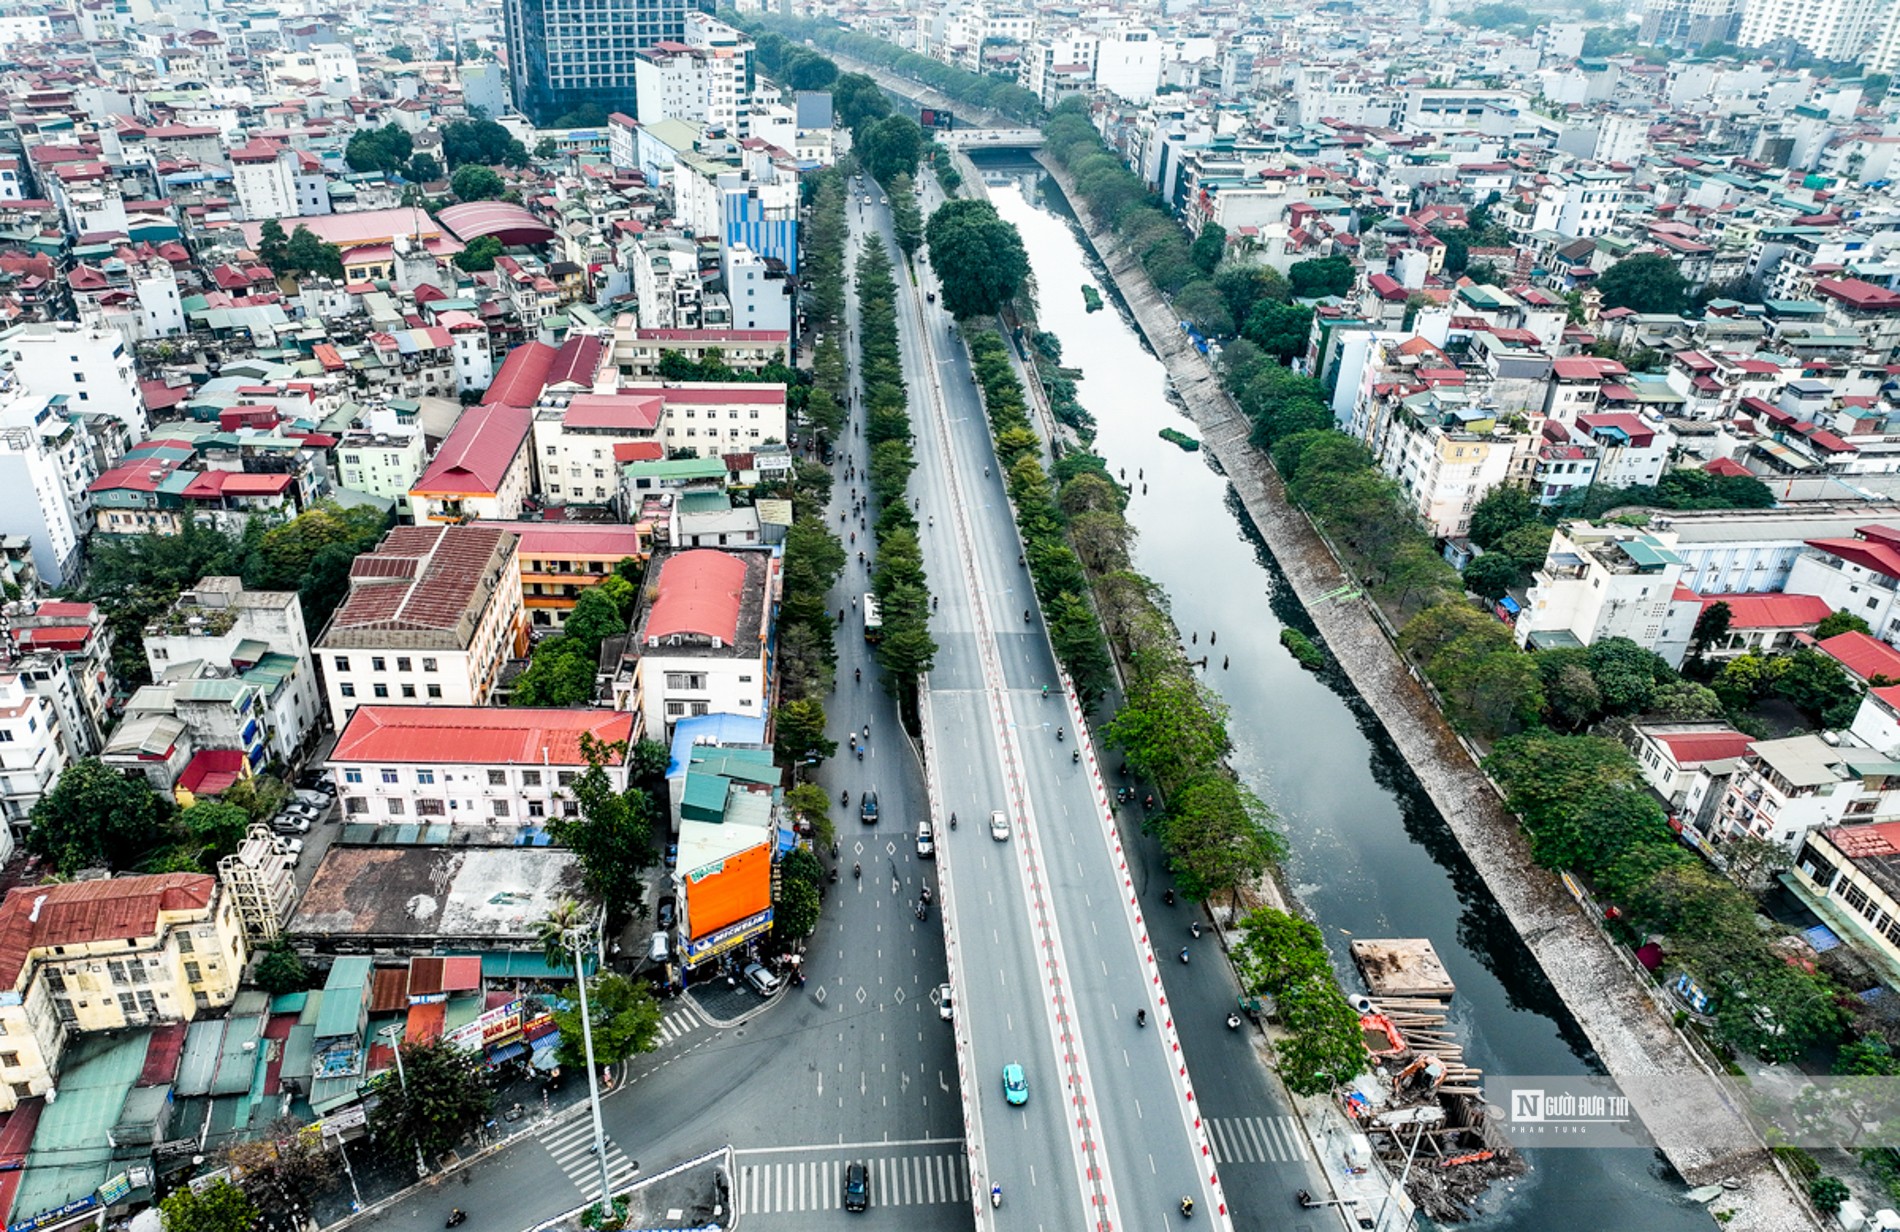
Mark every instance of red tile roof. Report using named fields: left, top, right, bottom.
left=482, top=341, right=555, bottom=407
left=614, top=441, right=666, bottom=464
left=413, top=402, right=530, bottom=497
left=1819, top=630, right=1900, bottom=684
left=646, top=550, right=745, bottom=643
left=624, top=383, right=785, bottom=406
left=1699, top=592, right=1832, bottom=630
left=1814, top=278, right=1900, bottom=312
left=1806, top=534, right=1900, bottom=581
left=544, top=333, right=603, bottom=388
left=329, top=525, right=513, bottom=635
left=329, top=705, right=632, bottom=766
left=1702, top=457, right=1751, bottom=477
left=1651, top=729, right=1756, bottom=764
left=470, top=521, right=645, bottom=558
left=0, top=874, right=214, bottom=987
left=562, top=393, right=663, bottom=431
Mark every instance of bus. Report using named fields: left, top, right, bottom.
left=863, top=593, right=883, bottom=643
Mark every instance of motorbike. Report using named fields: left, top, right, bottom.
left=1179, top=948, right=1190, bottom=965
left=1190, top=921, right=1201, bottom=939
left=915, top=903, right=928, bottom=921
left=1056, top=728, right=1065, bottom=742
left=854, top=668, right=861, bottom=684
left=1180, top=1197, right=1194, bottom=1219
left=1163, top=888, right=1175, bottom=906
left=853, top=863, right=861, bottom=880
left=949, top=812, right=957, bottom=830
left=828, top=868, right=839, bottom=884
left=841, top=790, right=849, bottom=808
left=1072, top=749, right=1080, bottom=764
left=1226, top=1013, right=1242, bottom=1030
left=921, top=886, right=932, bottom=904
left=991, top=1185, right=1002, bottom=1209
left=1136, top=1009, right=1146, bottom=1027
left=446, top=1212, right=467, bottom=1229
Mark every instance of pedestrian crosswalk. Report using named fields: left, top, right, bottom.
left=736, top=1151, right=968, bottom=1214
left=654, top=1006, right=699, bottom=1046
left=538, top=1116, right=639, bottom=1199
left=1205, top=1115, right=1312, bottom=1164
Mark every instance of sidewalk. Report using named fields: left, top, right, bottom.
left=313, top=1067, right=607, bottom=1230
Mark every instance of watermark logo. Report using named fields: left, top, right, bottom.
left=1490, top=1078, right=1651, bottom=1147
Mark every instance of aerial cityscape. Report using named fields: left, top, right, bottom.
left=0, top=0, right=1893, bottom=1229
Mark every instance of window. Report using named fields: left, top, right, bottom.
left=52, top=998, right=74, bottom=1026
left=416, top=799, right=446, bottom=816
left=523, top=770, right=542, bottom=787
left=488, top=769, right=507, bottom=786
left=344, top=768, right=363, bottom=784
left=527, top=801, right=545, bottom=818
left=417, top=770, right=435, bottom=785
left=493, top=799, right=510, bottom=817
left=345, top=796, right=368, bottom=815
left=381, top=769, right=399, bottom=784
left=371, top=657, right=386, bottom=671
left=427, top=684, right=442, bottom=699
left=372, top=684, right=388, bottom=699
left=334, top=656, right=350, bottom=673
left=422, top=658, right=437, bottom=672
left=118, top=993, right=138, bottom=1017
left=397, top=657, right=411, bottom=672
left=184, top=962, right=202, bottom=984
left=0, top=1052, right=18, bottom=1068
left=402, top=684, right=416, bottom=699
left=386, top=799, right=405, bottom=815
left=136, top=991, right=157, bottom=1015
left=177, top=932, right=193, bottom=953
left=557, top=771, right=577, bottom=787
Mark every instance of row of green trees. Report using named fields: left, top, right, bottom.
left=854, top=246, right=938, bottom=714
left=741, top=15, right=1043, bottom=121
left=925, top=199, right=1029, bottom=320
left=75, top=500, right=393, bottom=688
left=771, top=169, right=850, bottom=766
left=1042, top=100, right=1350, bottom=352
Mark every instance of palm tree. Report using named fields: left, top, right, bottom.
left=537, top=900, right=591, bottom=972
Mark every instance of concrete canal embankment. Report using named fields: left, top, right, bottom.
left=1028, top=150, right=1812, bottom=1232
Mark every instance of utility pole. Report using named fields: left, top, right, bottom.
left=566, top=918, right=615, bottom=1205
left=379, top=1024, right=430, bottom=1178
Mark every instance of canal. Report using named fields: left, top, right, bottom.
left=978, top=163, right=1711, bottom=1230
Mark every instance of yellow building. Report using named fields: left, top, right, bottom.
left=0, top=873, right=247, bottom=1110
left=473, top=521, right=649, bottom=630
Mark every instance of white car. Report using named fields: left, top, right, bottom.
left=916, top=822, right=935, bottom=859
left=989, top=810, right=1010, bottom=841
left=284, top=838, right=304, bottom=856
left=937, top=983, right=954, bottom=1020
left=879, top=196, right=888, bottom=204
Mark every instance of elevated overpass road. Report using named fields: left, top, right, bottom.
left=867, top=195, right=1227, bottom=1230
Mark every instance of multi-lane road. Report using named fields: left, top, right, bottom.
left=349, top=168, right=1327, bottom=1232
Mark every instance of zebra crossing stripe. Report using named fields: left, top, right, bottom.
left=735, top=1152, right=966, bottom=1213
left=1205, top=1116, right=1312, bottom=1164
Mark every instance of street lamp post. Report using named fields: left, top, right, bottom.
left=565, top=921, right=616, bottom=1206
left=378, top=1024, right=430, bottom=1179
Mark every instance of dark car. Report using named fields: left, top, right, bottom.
left=860, top=790, right=878, bottom=824
left=657, top=897, right=676, bottom=931
left=664, top=843, right=678, bottom=869
left=843, top=1162, right=869, bottom=1212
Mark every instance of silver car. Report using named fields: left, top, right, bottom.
left=989, top=810, right=1010, bottom=841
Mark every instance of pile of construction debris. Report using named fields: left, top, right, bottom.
left=1346, top=939, right=1524, bottom=1223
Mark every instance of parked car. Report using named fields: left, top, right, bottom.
left=860, top=791, right=879, bottom=824
left=664, top=843, right=678, bottom=869
left=990, top=810, right=1010, bottom=841
left=284, top=838, right=304, bottom=856
left=843, top=1162, right=869, bottom=1212
left=916, top=822, right=934, bottom=859
left=292, top=791, right=331, bottom=811
left=743, top=962, right=781, bottom=996
left=657, top=897, right=677, bottom=931
left=647, top=931, right=670, bottom=964
left=1003, top=1063, right=1029, bottom=1105
left=272, top=816, right=311, bottom=835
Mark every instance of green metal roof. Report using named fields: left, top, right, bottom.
left=175, top=1018, right=224, bottom=1097
left=14, top=1033, right=149, bottom=1223
left=623, top=457, right=727, bottom=481
left=314, top=983, right=365, bottom=1039
left=680, top=772, right=730, bottom=822
left=450, top=951, right=596, bottom=979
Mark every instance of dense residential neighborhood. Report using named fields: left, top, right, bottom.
left=0, top=0, right=1894, bottom=1228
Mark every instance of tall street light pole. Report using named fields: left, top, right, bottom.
left=565, top=920, right=615, bottom=1205
left=378, top=1024, right=430, bottom=1179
